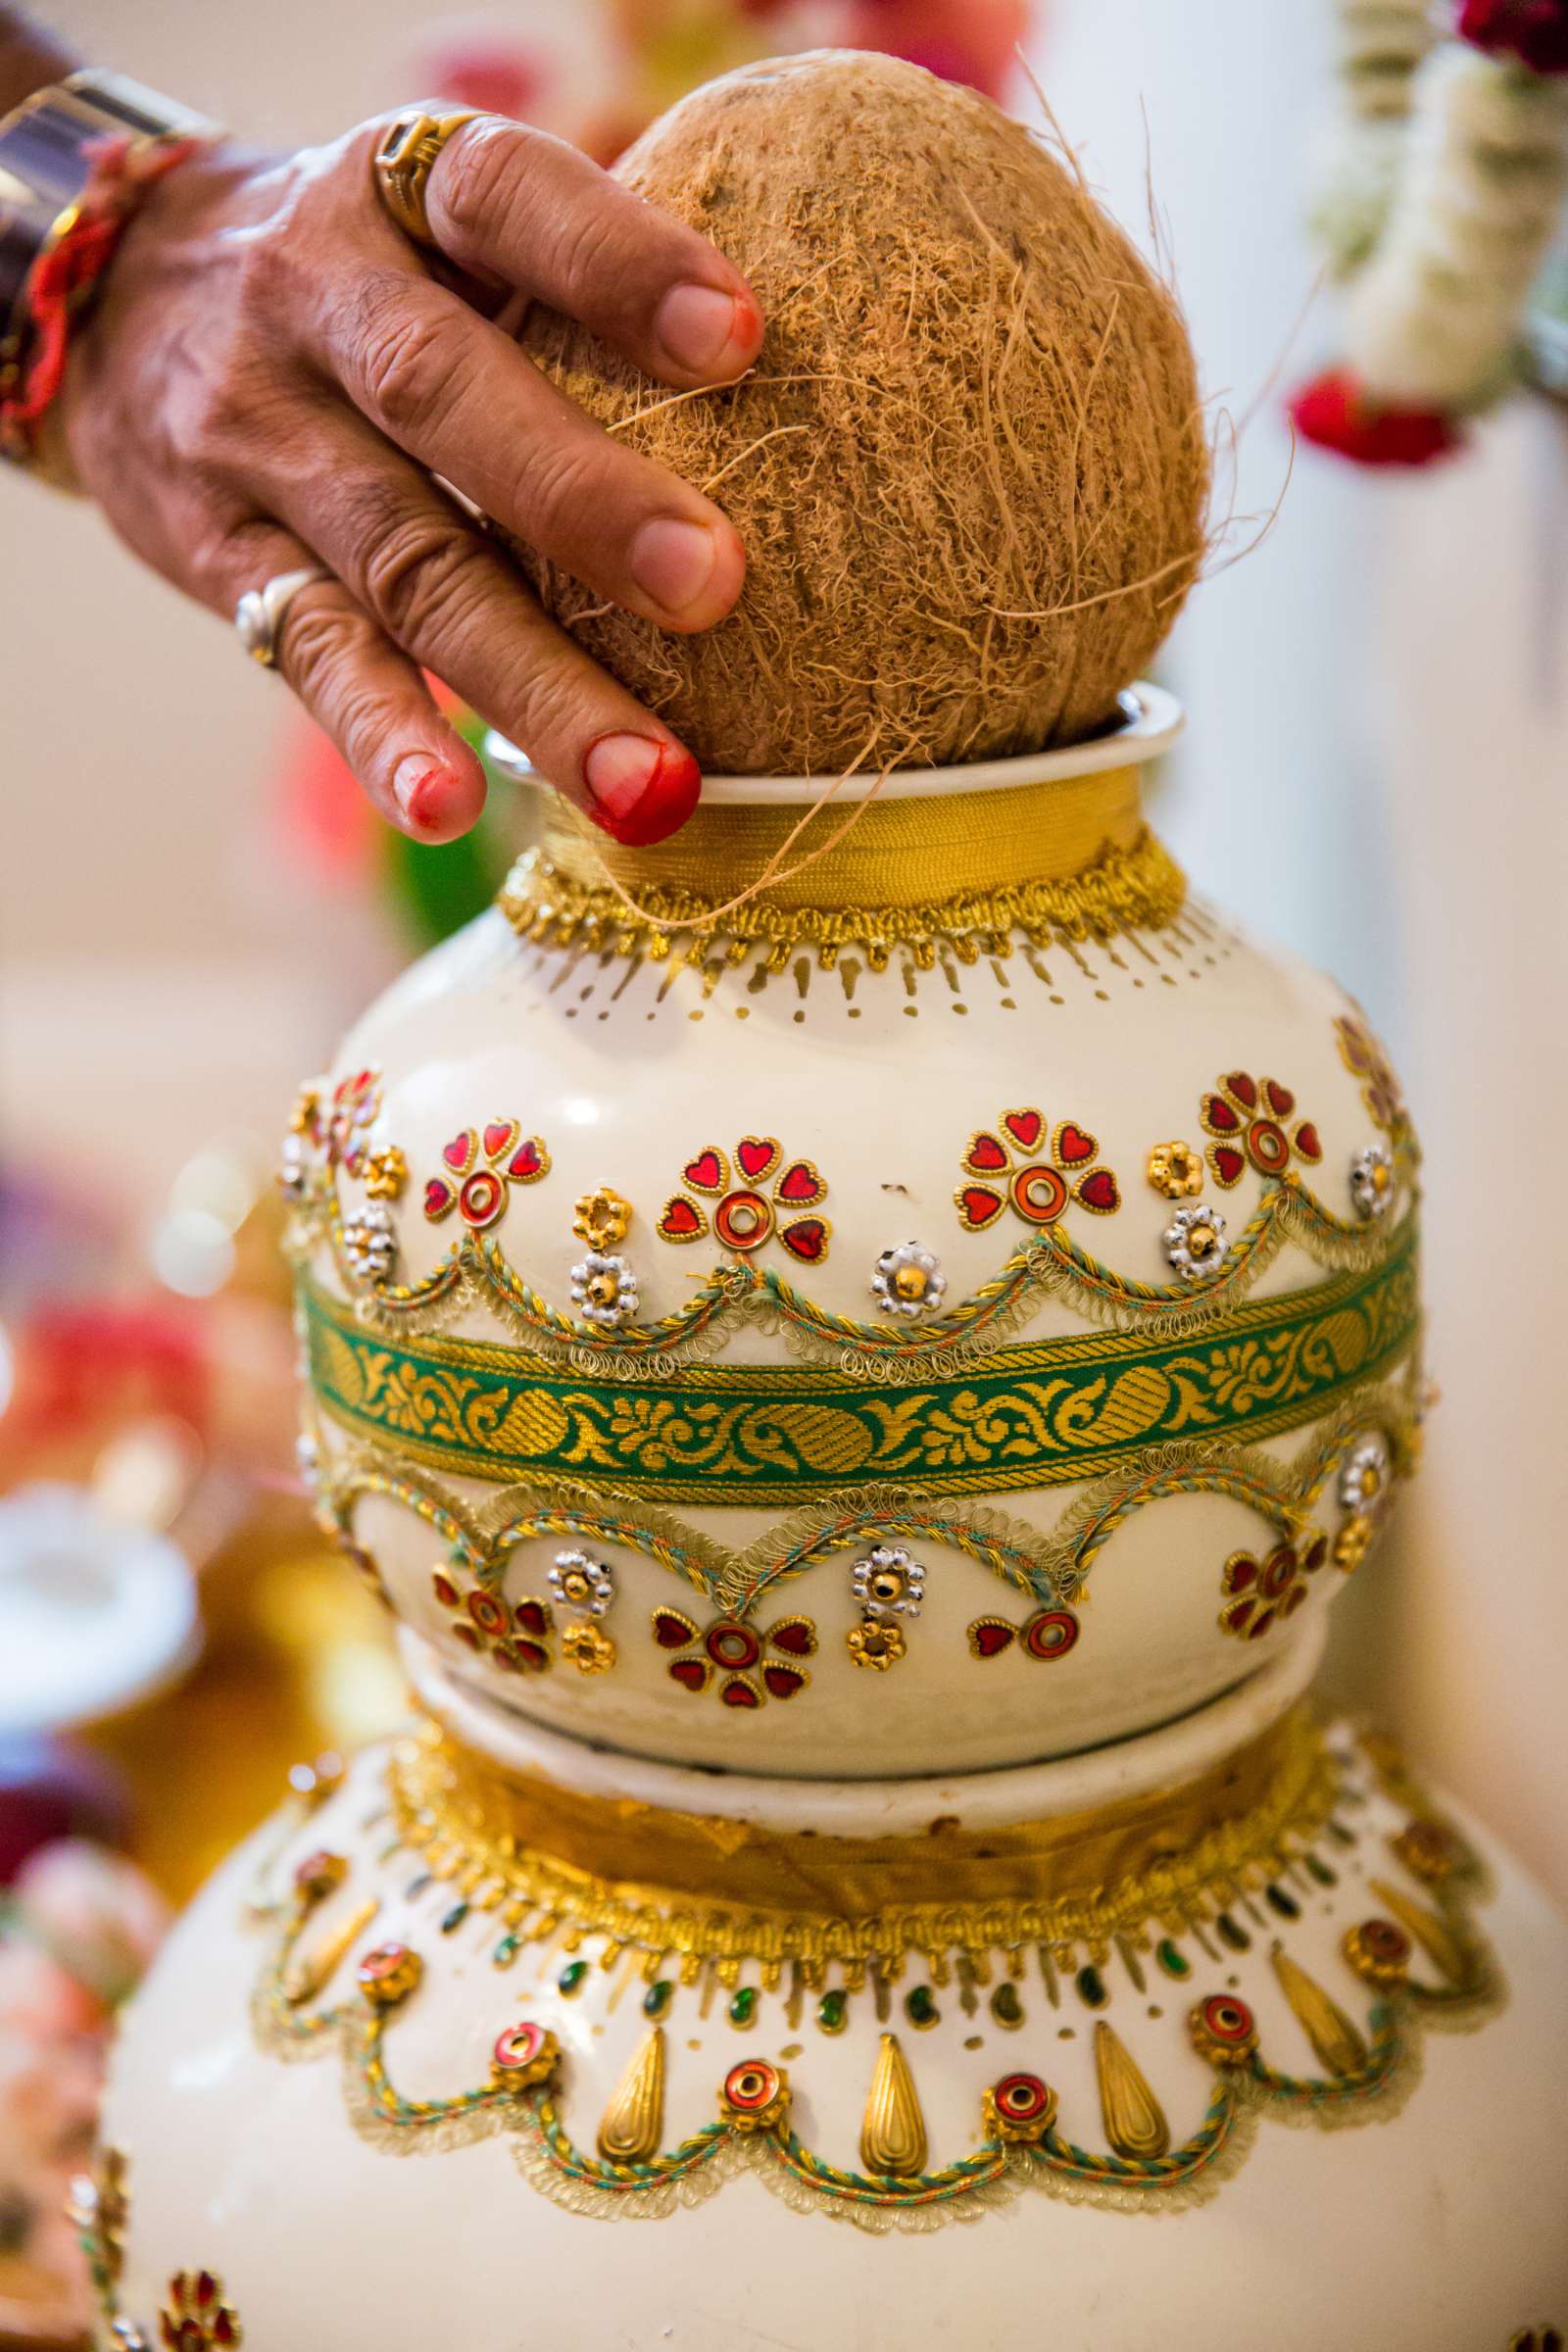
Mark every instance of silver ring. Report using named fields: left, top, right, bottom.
left=234, top=566, right=331, bottom=669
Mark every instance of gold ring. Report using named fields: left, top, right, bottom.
left=372, top=109, right=481, bottom=250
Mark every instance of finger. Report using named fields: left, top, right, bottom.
left=421, top=115, right=763, bottom=387
left=257, top=417, right=701, bottom=846
left=217, top=521, right=486, bottom=841
left=307, top=266, right=745, bottom=632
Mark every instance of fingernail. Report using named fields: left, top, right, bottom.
left=630, top=516, right=720, bottom=616
left=583, top=734, right=702, bottom=845
left=656, top=281, right=753, bottom=374
left=394, top=755, right=460, bottom=830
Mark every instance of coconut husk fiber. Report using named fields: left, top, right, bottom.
left=518, top=50, right=1209, bottom=776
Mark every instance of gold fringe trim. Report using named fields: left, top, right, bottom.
left=496, top=826, right=1187, bottom=965
left=385, top=1702, right=1338, bottom=1968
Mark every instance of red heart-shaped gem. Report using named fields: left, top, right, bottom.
left=1210, top=1145, right=1246, bottom=1187
left=762, top=1664, right=806, bottom=1699
left=735, top=1135, right=779, bottom=1181
left=669, top=1657, right=709, bottom=1691
left=767, top=1617, right=816, bottom=1657
left=659, top=1197, right=706, bottom=1239
left=720, top=1676, right=761, bottom=1708
left=1003, top=1107, right=1044, bottom=1151
left=1055, top=1121, right=1097, bottom=1165
left=1202, top=1094, right=1240, bottom=1134
left=423, top=1177, right=456, bottom=1219
left=1262, top=1079, right=1294, bottom=1118
left=1075, top=1168, right=1120, bottom=1212
left=507, top=1138, right=545, bottom=1182
left=483, top=1118, right=519, bottom=1162
left=514, top=1599, right=551, bottom=1638
left=442, top=1130, right=477, bottom=1173
left=780, top=1217, right=828, bottom=1263
left=652, top=1608, right=697, bottom=1649
left=1227, top=1073, right=1258, bottom=1109
left=776, top=1159, right=824, bottom=1204
left=684, top=1149, right=726, bottom=1193
left=957, top=1185, right=1005, bottom=1230
left=513, top=1639, right=550, bottom=1673
left=970, top=1619, right=1016, bottom=1658
left=1293, top=1120, right=1322, bottom=1161
left=965, top=1132, right=1008, bottom=1173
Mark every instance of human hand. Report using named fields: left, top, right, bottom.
left=63, top=112, right=763, bottom=844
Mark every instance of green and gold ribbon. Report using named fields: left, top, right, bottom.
left=303, top=1219, right=1418, bottom=1505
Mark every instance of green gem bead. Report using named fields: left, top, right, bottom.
left=492, top=1933, right=521, bottom=1970
left=816, top=1988, right=849, bottom=2035
left=643, top=1980, right=673, bottom=2020
left=440, top=1901, right=469, bottom=1935
left=558, top=1959, right=589, bottom=1996
left=1154, top=1938, right=1191, bottom=1980
left=989, top=1982, right=1024, bottom=2029
left=1075, top=1964, right=1106, bottom=2009
left=904, top=1984, right=940, bottom=2029
left=728, top=1986, right=760, bottom=2029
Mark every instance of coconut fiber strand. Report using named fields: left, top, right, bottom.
left=518, top=50, right=1209, bottom=776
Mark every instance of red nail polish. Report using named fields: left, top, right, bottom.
left=583, top=736, right=702, bottom=846
left=403, top=765, right=466, bottom=833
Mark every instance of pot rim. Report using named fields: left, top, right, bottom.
left=483, top=681, right=1182, bottom=808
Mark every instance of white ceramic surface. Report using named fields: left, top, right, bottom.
left=292, top=693, right=1419, bottom=1777
left=98, top=1669, right=1568, bottom=2350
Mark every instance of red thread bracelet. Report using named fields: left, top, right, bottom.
left=0, top=130, right=203, bottom=462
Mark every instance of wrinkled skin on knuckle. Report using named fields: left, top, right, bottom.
left=436, top=119, right=533, bottom=252
left=556, top=198, right=643, bottom=322
left=508, top=652, right=587, bottom=766
left=353, top=282, right=454, bottom=441
left=361, top=510, right=488, bottom=644
left=515, top=431, right=619, bottom=569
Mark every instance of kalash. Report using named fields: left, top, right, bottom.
left=82, top=50, right=1567, bottom=2352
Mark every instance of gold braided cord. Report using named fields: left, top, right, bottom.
left=387, top=1703, right=1336, bottom=1967
left=498, top=818, right=1186, bottom=963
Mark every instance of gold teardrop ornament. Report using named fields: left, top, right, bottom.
left=1367, top=1878, right=1473, bottom=1987
left=859, top=2034, right=928, bottom=2176
left=1094, top=2020, right=1170, bottom=2159
left=1270, top=1946, right=1367, bottom=2075
left=283, top=1896, right=380, bottom=2006
left=597, top=2027, right=666, bottom=2164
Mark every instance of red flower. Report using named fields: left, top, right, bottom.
left=1288, top=368, right=1462, bottom=469
left=1456, top=0, right=1568, bottom=74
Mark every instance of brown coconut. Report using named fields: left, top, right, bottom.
left=519, top=50, right=1208, bottom=775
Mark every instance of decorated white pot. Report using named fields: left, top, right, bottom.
left=87, top=690, right=1568, bottom=2346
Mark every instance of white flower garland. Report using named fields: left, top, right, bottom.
left=1301, top=1, right=1568, bottom=440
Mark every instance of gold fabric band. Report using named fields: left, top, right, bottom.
left=499, top=763, right=1185, bottom=959
left=544, top=764, right=1143, bottom=910
left=389, top=1702, right=1335, bottom=1965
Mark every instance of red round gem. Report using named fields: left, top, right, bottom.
left=467, top=1588, right=509, bottom=1638
left=1247, top=1118, right=1290, bottom=1175
left=706, top=1619, right=761, bottom=1670
left=1009, top=1162, right=1068, bottom=1225
left=1258, top=1546, right=1298, bottom=1600
left=1199, top=1992, right=1254, bottom=2043
left=714, top=1190, right=773, bottom=1250
left=994, top=2070, right=1052, bottom=2122
left=724, top=2058, right=780, bottom=2111
left=493, top=2021, right=547, bottom=2071
left=1022, top=1608, right=1080, bottom=1661
left=459, top=1168, right=507, bottom=1228
left=1359, top=1918, right=1410, bottom=1965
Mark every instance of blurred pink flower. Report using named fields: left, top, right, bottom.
left=16, top=1840, right=169, bottom=2007
left=406, top=26, right=552, bottom=120
left=848, top=0, right=1036, bottom=97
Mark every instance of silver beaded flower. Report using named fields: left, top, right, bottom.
left=1340, top=1436, right=1391, bottom=1516
left=550, top=1547, right=615, bottom=1618
left=1349, top=1143, right=1395, bottom=1221
left=342, top=1201, right=397, bottom=1284
left=569, top=1250, right=640, bottom=1328
left=295, top=1433, right=320, bottom=1494
left=852, top=1544, right=925, bottom=1619
left=278, top=1130, right=310, bottom=1200
left=1162, top=1200, right=1228, bottom=1283
left=870, top=1241, right=948, bottom=1321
